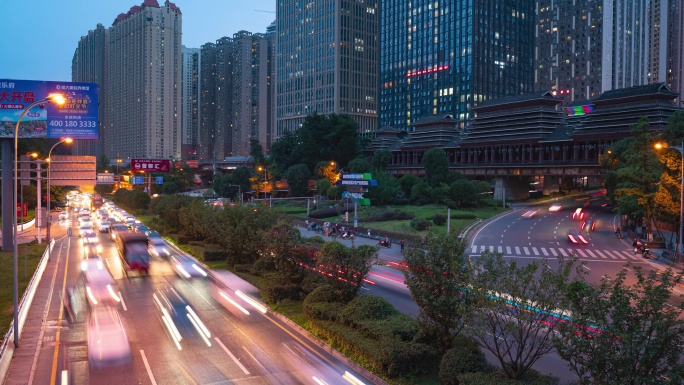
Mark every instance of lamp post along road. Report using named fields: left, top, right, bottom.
left=46, top=138, right=73, bottom=243
left=12, top=94, right=65, bottom=348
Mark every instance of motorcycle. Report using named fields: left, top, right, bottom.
left=642, top=245, right=651, bottom=259
left=377, top=239, right=392, bottom=248
left=342, top=230, right=355, bottom=239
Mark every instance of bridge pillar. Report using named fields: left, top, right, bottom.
left=543, top=177, right=561, bottom=195
left=494, top=177, right=531, bottom=201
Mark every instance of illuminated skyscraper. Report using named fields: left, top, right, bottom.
left=379, top=0, right=535, bottom=130
left=72, top=23, right=108, bottom=158
left=275, top=0, right=379, bottom=138
left=535, top=0, right=651, bottom=103
left=107, top=0, right=183, bottom=159
left=182, top=46, right=200, bottom=160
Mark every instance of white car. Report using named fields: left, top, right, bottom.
left=78, top=224, right=94, bottom=237
left=99, top=221, right=111, bottom=233
left=169, top=253, right=208, bottom=279
left=83, top=232, right=99, bottom=245
left=148, top=237, right=170, bottom=259
left=87, top=307, right=131, bottom=369
left=58, top=211, right=69, bottom=220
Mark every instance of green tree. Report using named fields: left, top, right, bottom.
left=469, top=252, right=582, bottom=380
left=270, top=130, right=301, bottom=176
left=403, top=233, right=474, bottom=355
left=410, top=181, right=432, bottom=204
left=399, top=174, right=421, bottom=198
left=314, top=161, right=338, bottom=183
left=449, top=179, right=477, bottom=207
left=613, top=117, right=662, bottom=236
left=286, top=164, right=312, bottom=197
left=347, top=157, right=371, bottom=173
left=250, top=138, right=266, bottom=167
left=316, top=179, right=331, bottom=196
left=94, top=183, right=113, bottom=195
left=262, top=222, right=311, bottom=283
left=372, top=149, right=392, bottom=171
left=423, top=148, right=450, bottom=187
left=231, top=167, right=253, bottom=198
left=160, top=180, right=179, bottom=195
left=554, top=267, right=684, bottom=384
left=96, top=153, right=110, bottom=173
left=365, top=171, right=400, bottom=205
left=316, top=242, right=377, bottom=300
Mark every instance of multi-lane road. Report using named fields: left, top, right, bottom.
left=8, top=196, right=682, bottom=384
left=23, top=210, right=377, bottom=385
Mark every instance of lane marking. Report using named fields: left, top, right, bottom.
left=215, top=337, right=250, bottom=375
left=506, top=246, right=512, bottom=254
left=119, top=292, right=128, bottom=311
left=582, top=265, right=591, bottom=270
left=550, top=248, right=558, bottom=257
left=515, top=246, right=521, bottom=254
left=523, top=247, right=530, bottom=255
left=140, top=350, right=158, bottom=385
left=532, top=247, right=539, bottom=256
left=541, top=248, right=549, bottom=256
left=497, top=246, right=503, bottom=253
left=49, top=238, right=70, bottom=385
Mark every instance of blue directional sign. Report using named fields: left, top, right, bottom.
left=0, top=79, right=99, bottom=139
left=156, top=176, right=164, bottom=185
left=131, top=176, right=145, bottom=185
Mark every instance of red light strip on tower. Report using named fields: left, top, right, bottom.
left=406, top=65, right=450, bottom=77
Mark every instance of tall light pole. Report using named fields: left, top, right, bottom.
left=258, top=166, right=267, bottom=199
left=116, top=158, right=122, bottom=190
left=13, top=93, right=65, bottom=347
left=655, top=141, right=684, bottom=255
left=46, top=138, right=73, bottom=243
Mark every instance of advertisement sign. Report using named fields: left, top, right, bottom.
left=131, top=159, right=171, bottom=173
left=0, top=79, right=99, bottom=139
left=16, top=203, right=27, bottom=218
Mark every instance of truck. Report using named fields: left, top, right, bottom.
left=90, top=194, right=103, bottom=211
left=115, top=232, right=150, bottom=276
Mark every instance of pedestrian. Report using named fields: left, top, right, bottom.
left=400, top=239, right=405, bottom=253
left=367, top=229, right=371, bottom=238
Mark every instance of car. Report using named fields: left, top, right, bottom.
left=78, top=224, right=94, bottom=237
left=149, top=237, right=171, bottom=259
left=581, top=218, right=596, bottom=232
left=58, top=211, right=69, bottom=220
left=110, top=223, right=129, bottom=241
left=153, top=285, right=212, bottom=349
left=133, top=225, right=150, bottom=234
left=87, top=306, right=131, bottom=369
left=521, top=209, right=538, bottom=219
left=99, top=221, right=111, bottom=233
left=549, top=203, right=562, bottom=212
left=83, top=232, right=99, bottom=245
left=81, top=256, right=120, bottom=306
left=567, top=230, right=589, bottom=244
left=169, top=253, right=207, bottom=278
left=572, top=208, right=585, bottom=220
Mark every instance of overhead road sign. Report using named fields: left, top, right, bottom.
left=130, top=176, right=145, bottom=185
left=49, top=155, right=96, bottom=186
left=132, top=159, right=171, bottom=173
left=0, top=79, right=99, bottom=139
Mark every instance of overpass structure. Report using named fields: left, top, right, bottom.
left=367, top=83, right=680, bottom=200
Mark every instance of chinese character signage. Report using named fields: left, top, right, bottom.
left=131, top=159, right=171, bottom=173
left=0, top=79, right=99, bottom=139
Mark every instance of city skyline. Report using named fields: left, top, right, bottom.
left=0, top=1, right=275, bottom=83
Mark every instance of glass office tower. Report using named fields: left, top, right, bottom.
left=379, top=0, right=535, bottom=130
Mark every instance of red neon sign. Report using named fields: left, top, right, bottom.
left=406, top=65, right=450, bottom=77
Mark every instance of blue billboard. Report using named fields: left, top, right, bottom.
left=0, top=79, right=99, bottom=139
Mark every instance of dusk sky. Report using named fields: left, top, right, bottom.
left=0, top=1, right=276, bottom=82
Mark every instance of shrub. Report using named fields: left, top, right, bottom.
left=410, top=217, right=431, bottom=231
left=261, top=281, right=302, bottom=303
left=305, top=235, right=326, bottom=244
left=440, top=338, right=490, bottom=385
left=358, top=314, right=419, bottom=342
left=203, top=249, right=229, bottom=262
left=456, top=371, right=559, bottom=385
left=308, top=207, right=340, bottom=219
left=392, top=197, right=410, bottom=205
left=380, top=339, right=439, bottom=378
left=304, top=285, right=343, bottom=305
left=451, top=213, right=478, bottom=220
left=340, top=296, right=398, bottom=327
left=234, top=264, right=253, bottom=273
left=433, top=214, right=447, bottom=226
left=303, top=285, right=346, bottom=320
left=250, top=257, right=275, bottom=276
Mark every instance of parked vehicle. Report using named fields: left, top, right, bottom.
left=116, top=232, right=150, bottom=276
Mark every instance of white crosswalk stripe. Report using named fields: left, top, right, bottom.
left=469, top=245, right=646, bottom=261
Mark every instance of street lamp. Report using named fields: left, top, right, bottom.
left=655, top=141, right=684, bottom=255
left=13, top=93, right=65, bottom=348
left=257, top=166, right=267, bottom=199
left=46, top=138, right=73, bottom=243
left=116, top=158, right=123, bottom=189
